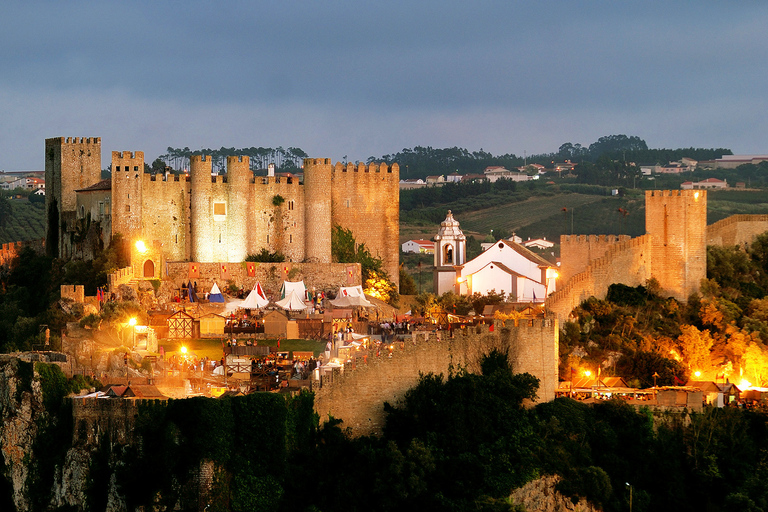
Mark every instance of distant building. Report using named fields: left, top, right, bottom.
left=425, top=175, right=446, bottom=184
left=699, top=154, right=768, bottom=169
left=446, top=172, right=463, bottom=183
left=399, top=178, right=426, bottom=190
left=402, top=239, right=435, bottom=254
left=523, top=237, right=555, bottom=250
left=681, top=178, right=727, bottom=190
left=483, top=166, right=533, bottom=183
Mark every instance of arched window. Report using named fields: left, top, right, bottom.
left=143, top=259, right=154, bottom=278
left=444, top=244, right=454, bottom=265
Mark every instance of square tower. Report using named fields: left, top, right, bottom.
left=645, top=190, right=707, bottom=300
left=45, top=137, right=102, bottom=258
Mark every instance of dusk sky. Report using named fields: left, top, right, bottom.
left=2, top=1, right=767, bottom=170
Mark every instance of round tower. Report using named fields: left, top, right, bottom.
left=303, top=158, right=333, bottom=263
left=190, top=155, right=213, bottom=262
left=227, top=155, right=250, bottom=262
left=433, top=210, right=466, bottom=294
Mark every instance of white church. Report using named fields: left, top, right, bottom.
left=433, top=211, right=558, bottom=302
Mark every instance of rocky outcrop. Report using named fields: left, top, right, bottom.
left=511, top=475, right=601, bottom=512
left=0, top=357, right=42, bottom=512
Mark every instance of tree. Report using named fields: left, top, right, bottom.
left=678, top=325, right=714, bottom=372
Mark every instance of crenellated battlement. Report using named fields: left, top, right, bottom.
left=191, top=154, right=210, bottom=163
left=561, top=234, right=630, bottom=244
left=332, top=161, right=397, bottom=174
left=57, top=137, right=101, bottom=145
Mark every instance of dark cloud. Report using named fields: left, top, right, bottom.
left=1, top=2, right=768, bottom=169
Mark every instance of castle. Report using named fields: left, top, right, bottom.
left=44, top=137, right=400, bottom=286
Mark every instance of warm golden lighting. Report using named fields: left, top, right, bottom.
left=694, top=191, right=700, bottom=200
left=135, top=240, right=147, bottom=253
left=180, top=346, right=188, bottom=354
left=128, top=317, right=137, bottom=327
left=740, top=379, right=752, bottom=389
left=584, top=370, right=592, bottom=377
left=457, top=277, right=466, bottom=284
left=694, top=370, right=701, bottom=378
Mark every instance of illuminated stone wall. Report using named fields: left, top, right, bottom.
left=559, top=234, right=631, bottom=284
left=707, top=214, right=768, bottom=247
left=313, top=319, right=558, bottom=437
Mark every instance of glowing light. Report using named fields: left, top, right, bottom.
left=740, top=379, right=752, bottom=389
left=694, top=191, right=700, bottom=200
left=457, top=277, right=466, bottom=284
left=553, top=271, right=559, bottom=279
left=694, top=370, right=701, bottom=378
left=584, top=370, right=592, bottom=377
left=128, top=317, right=137, bottom=327
left=180, top=346, right=188, bottom=354
left=135, top=240, right=147, bottom=253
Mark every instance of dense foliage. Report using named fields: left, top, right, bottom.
left=331, top=225, right=398, bottom=304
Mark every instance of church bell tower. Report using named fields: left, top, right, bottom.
left=433, top=211, right=466, bottom=294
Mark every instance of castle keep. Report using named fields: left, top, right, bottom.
left=45, top=137, right=400, bottom=285
left=547, top=190, right=707, bottom=319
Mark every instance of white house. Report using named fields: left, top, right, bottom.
left=433, top=211, right=557, bottom=301
left=681, top=178, right=727, bottom=190
left=402, top=239, right=435, bottom=254
left=457, top=240, right=558, bottom=302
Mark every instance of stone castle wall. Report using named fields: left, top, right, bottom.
left=0, top=240, right=44, bottom=266
left=546, top=235, right=652, bottom=319
left=559, top=234, right=631, bottom=284
left=330, top=161, right=400, bottom=285
left=60, top=285, right=85, bottom=304
left=313, top=319, right=558, bottom=437
left=707, top=214, right=768, bottom=247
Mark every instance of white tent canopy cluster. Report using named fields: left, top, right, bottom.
left=330, top=285, right=373, bottom=308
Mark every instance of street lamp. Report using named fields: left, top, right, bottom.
left=128, top=317, right=137, bottom=348
left=626, top=482, right=632, bottom=512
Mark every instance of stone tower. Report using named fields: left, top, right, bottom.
left=190, top=155, right=213, bottom=263
left=111, top=151, right=145, bottom=245
left=645, top=189, right=707, bottom=300
left=303, top=158, right=333, bottom=263
left=433, top=210, right=466, bottom=295
left=226, top=155, right=251, bottom=263
left=45, top=137, right=102, bottom=258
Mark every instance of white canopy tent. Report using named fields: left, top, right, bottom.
left=241, top=282, right=269, bottom=309
left=280, top=280, right=306, bottom=300
left=276, top=290, right=308, bottom=311
left=338, top=285, right=365, bottom=297
left=330, top=294, right=373, bottom=308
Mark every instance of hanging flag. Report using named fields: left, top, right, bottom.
left=256, top=283, right=266, bottom=300
left=571, top=367, right=577, bottom=374
left=674, top=375, right=684, bottom=385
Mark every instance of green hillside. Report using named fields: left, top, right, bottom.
left=0, top=199, right=45, bottom=244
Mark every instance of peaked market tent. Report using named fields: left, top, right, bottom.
left=185, top=281, right=199, bottom=302
left=241, top=282, right=269, bottom=309
left=280, top=280, right=306, bottom=300
left=276, top=290, right=307, bottom=311
left=338, top=285, right=365, bottom=297
left=330, top=294, right=373, bottom=308
left=208, top=283, right=225, bottom=303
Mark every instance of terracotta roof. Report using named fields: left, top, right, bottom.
left=75, top=179, right=111, bottom=192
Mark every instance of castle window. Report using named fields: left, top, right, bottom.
left=213, top=202, right=226, bottom=221
left=290, top=234, right=293, bottom=243
left=115, top=166, right=120, bottom=172
left=288, top=200, right=294, bottom=211
left=126, top=205, right=130, bottom=213
left=98, top=202, right=104, bottom=216
left=79, top=205, right=85, bottom=218
left=134, top=166, right=139, bottom=172
left=345, top=199, right=351, bottom=208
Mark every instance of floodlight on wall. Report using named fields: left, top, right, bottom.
left=135, top=240, right=147, bottom=254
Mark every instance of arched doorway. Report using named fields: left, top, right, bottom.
left=143, top=259, right=155, bottom=278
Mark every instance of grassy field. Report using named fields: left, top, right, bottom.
left=158, top=338, right=325, bottom=360
left=0, top=200, right=45, bottom=244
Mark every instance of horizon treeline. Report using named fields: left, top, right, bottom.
left=155, top=135, right=731, bottom=180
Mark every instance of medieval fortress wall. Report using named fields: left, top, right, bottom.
left=549, top=190, right=768, bottom=320
left=314, top=319, right=558, bottom=437
left=707, top=214, right=768, bottom=247
left=45, top=138, right=400, bottom=287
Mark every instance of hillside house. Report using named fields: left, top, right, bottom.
left=402, top=240, right=435, bottom=254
